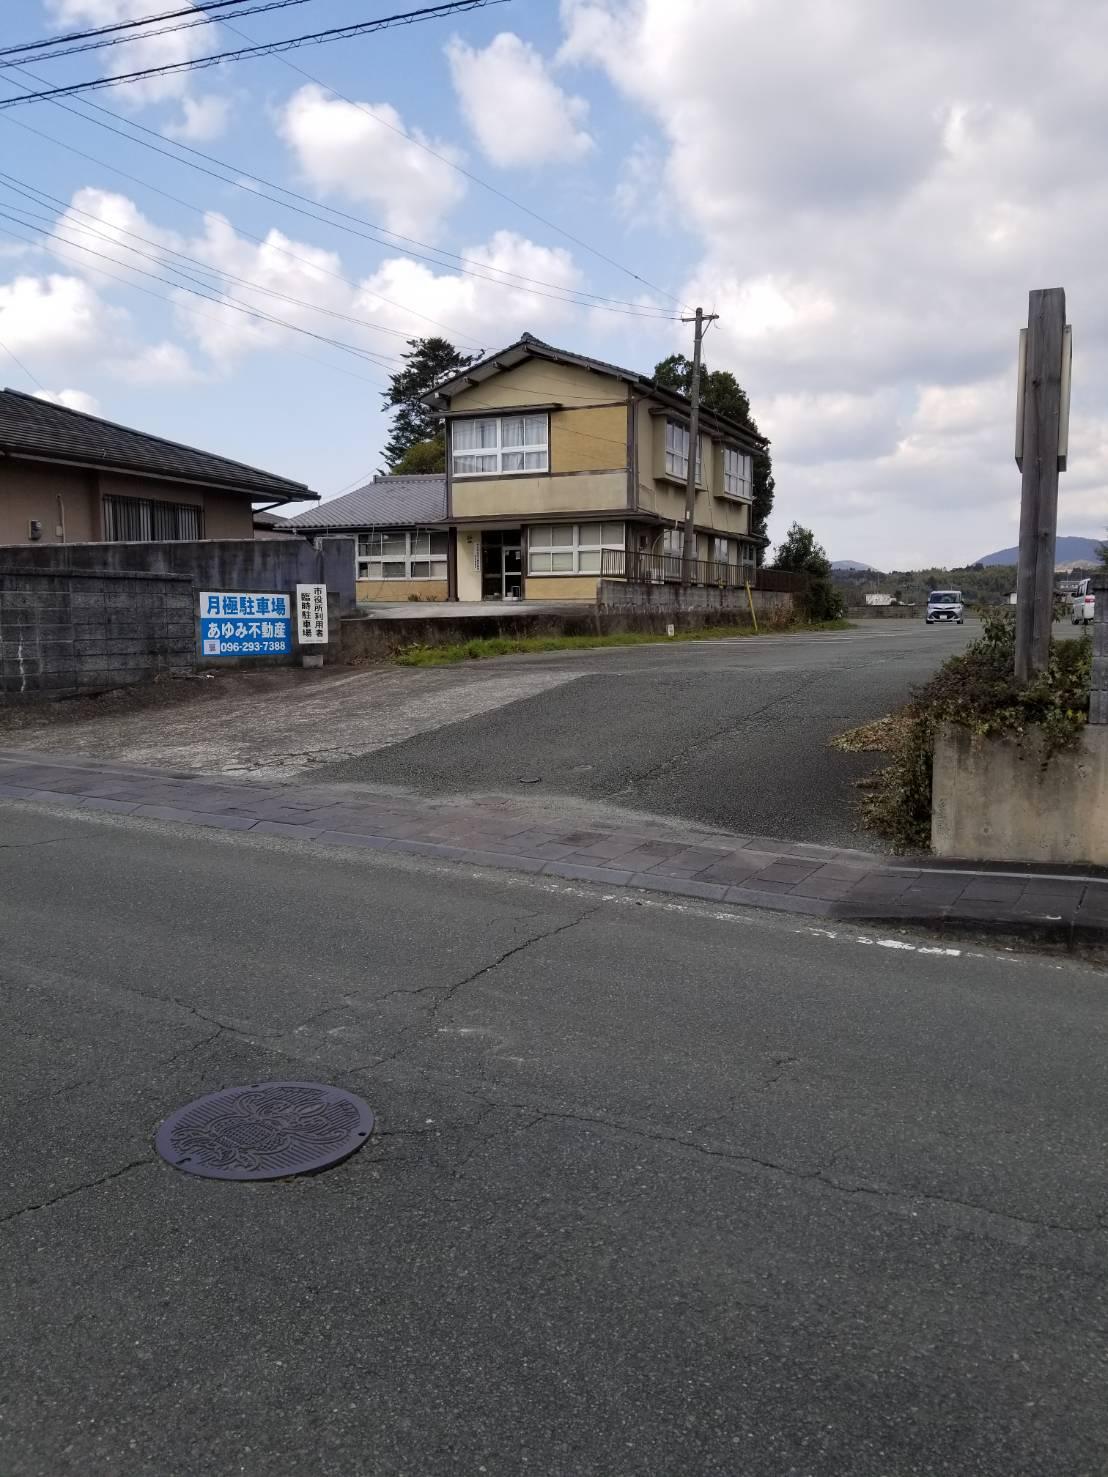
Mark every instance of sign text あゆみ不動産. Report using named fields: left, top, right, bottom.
left=199, top=591, right=292, bottom=656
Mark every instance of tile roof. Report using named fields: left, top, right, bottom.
left=424, top=332, right=768, bottom=447
left=287, top=473, right=447, bottom=530
left=0, top=388, right=314, bottom=502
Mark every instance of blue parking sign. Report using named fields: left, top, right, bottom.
left=198, top=592, right=292, bottom=656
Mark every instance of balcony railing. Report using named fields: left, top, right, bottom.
left=600, top=548, right=807, bottom=593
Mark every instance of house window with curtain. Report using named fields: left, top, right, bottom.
left=711, top=537, right=736, bottom=565
left=528, top=523, right=625, bottom=575
left=723, top=447, right=753, bottom=500
left=452, top=414, right=549, bottom=475
left=357, top=530, right=448, bottom=580
left=664, top=421, right=704, bottom=483
left=103, top=494, right=203, bottom=541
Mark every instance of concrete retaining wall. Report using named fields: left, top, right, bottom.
left=0, top=566, right=194, bottom=699
left=845, top=605, right=920, bottom=620
left=340, top=600, right=785, bottom=663
left=931, top=722, right=1108, bottom=864
left=597, top=579, right=794, bottom=619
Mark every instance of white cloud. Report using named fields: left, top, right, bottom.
left=0, top=273, right=120, bottom=357
left=279, top=85, right=466, bottom=239
left=47, top=0, right=217, bottom=106
left=354, top=230, right=584, bottom=347
left=447, top=32, right=593, bottom=167
left=34, top=388, right=102, bottom=415
left=107, top=341, right=203, bottom=385
left=560, top=0, right=1108, bottom=565
left=163, top=94, right=232, bottom=142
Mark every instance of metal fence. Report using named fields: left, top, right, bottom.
left=600, top=548, right=807, bottom=594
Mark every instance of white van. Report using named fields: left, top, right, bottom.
left=1071, top=577, right=1096, bottom=626
left=926, top=590, right=964, bottom=625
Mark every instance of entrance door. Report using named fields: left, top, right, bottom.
left=480, top=530, right=523, bottom=600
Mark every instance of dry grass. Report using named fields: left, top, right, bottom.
left=828, top=711, right=913, bottom=754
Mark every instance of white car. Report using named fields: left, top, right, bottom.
left=926, top=590, right=964, bottom=625
left=1071, top=577, right=1096, bottom=625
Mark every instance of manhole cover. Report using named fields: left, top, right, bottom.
left=155, top=1082, right=374, bottom=1180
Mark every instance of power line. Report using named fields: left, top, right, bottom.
left=0, top=214, right=387, bottom=390
left=216, top=10, right=690, bottom=314
left=2, top=0, right=329, bottom=64
left=0, top=171, right=415, bottom=360
left=0, top=204, right=395, bottom=376
left=0, top=107, right=487, bottom=346
left=0, top=63, right=677, bottom=319
left=0, top=0, right=255, bottom=59
left=0, top=333, right=46, bottom=390
left=3, top=6, right=690, bottom=319
left=0, top=1, right=509, bottom=107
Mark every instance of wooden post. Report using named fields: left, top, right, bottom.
left=1091, top=572, right=1108, bottom=726
left=1014, top=287, right=1066, bottom=682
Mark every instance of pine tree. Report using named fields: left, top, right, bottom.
left=382, top=338, right=476, bottom=471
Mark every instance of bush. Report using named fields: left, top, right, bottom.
left=801, top=576, right=845, bottom=622
left=862, top=612, right=1091, bottom=851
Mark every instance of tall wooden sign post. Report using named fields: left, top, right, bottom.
left=1013, top=287, right=1072, bottom=682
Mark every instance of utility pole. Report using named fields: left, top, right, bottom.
left=1014, top=287, right=1070, bottom=682
left=681, top=306, right=719, bottom=586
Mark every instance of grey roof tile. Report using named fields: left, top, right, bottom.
left=0, top=387, right=313, bottom=501
left=287, top=474, right=446, bottom=530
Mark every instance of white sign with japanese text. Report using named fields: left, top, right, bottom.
left=296, top=583, right=328, bottom=645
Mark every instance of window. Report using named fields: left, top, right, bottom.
left=662, top=527, right=684, bottom=559
left=103, top=494, right=203, bottom=541
left=664, top=420, right=689, bottom=480
left=723, top=447, right=753, bottom=500
left=528, top=522, right=624, bottom=575
left=711, top=537, right=736, bottom=565
left=664, top=421, right=705, bottom=483
left=452, top=415, right=549, bottom=476
left=357, top=529, right=448, bottom=580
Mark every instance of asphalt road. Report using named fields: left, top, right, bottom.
left=319, top=622, right=980, bottom=846
left=3, top=800, right=1108, bottom=1476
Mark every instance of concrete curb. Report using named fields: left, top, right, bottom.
left=1, top=749, right=1106, bottom=957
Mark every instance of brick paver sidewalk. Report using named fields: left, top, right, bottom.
left=2, top=749, right=1105, bottom=954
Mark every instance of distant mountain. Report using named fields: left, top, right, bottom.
left=974, top=536, right=1102, bottom=568
left=831, top=559, right=878, bottom=571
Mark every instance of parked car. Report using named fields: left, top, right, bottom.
left=926, top=589, right=964, bottom=625
left=1071, top=577, right=1096, bottom=625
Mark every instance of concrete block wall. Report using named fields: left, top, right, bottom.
left=597, top=579, right=794, bottom=619
left=0, top=567, right=194, bottom=699
left=0, top=536, right=357, bottom=614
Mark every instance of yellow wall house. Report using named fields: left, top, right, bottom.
left=426, top=333, right=768, bottom=602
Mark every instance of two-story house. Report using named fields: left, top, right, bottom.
left=423, top=334, right=767, bottom=602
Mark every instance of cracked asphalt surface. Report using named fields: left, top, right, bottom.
left=3, top=801, right=1108, bottom=1475
left=314, top=625, right=981, bottom=845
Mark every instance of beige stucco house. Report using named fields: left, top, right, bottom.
left=430, top=334, right=767, bottom=602
left=0, top=388, right=314, bottom=546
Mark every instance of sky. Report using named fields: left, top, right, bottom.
left=1, top=0, right=1106, bottom=570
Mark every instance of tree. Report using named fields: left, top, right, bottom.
left=382, top=337, right=476, bottom=471
left=392, top=439, right=446, bottom=475
left=772, top=522, right=832, bottom=578
left=652, top=353, right=775, bottom=546
left=772, top=522, right=843, bottom=621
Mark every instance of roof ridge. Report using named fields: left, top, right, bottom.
left=1, top=386, right=310, bottom=492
